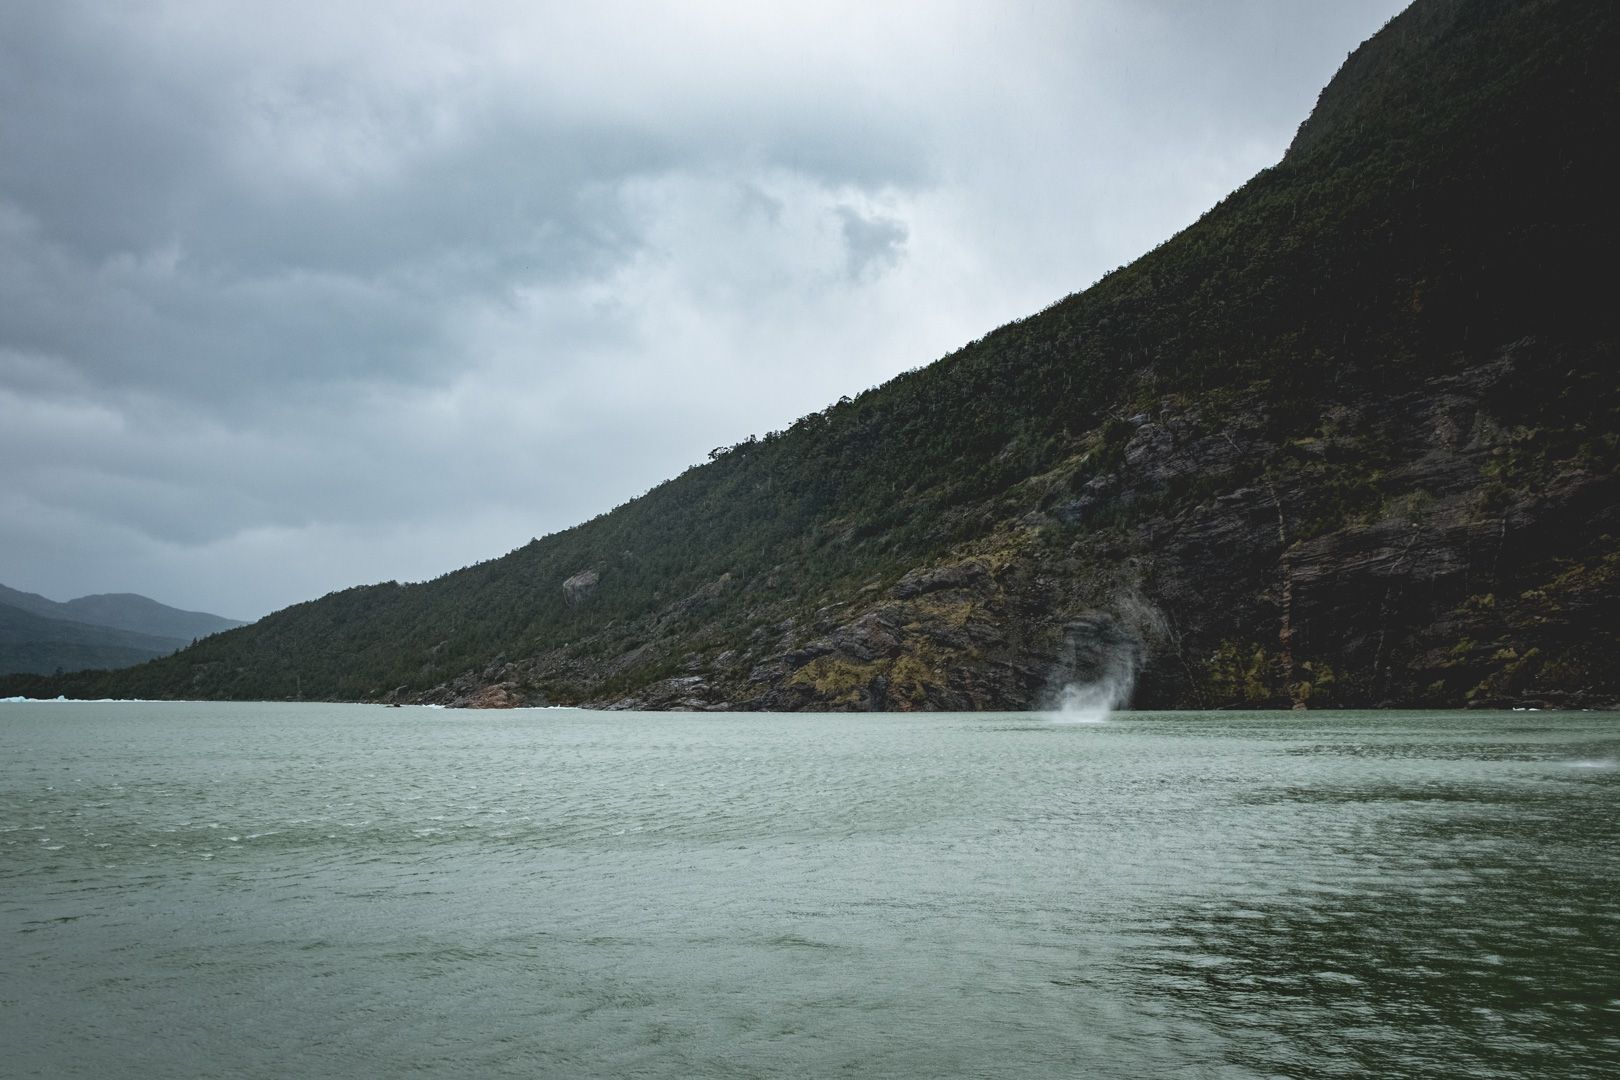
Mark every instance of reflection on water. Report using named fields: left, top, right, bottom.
left=2, top=703, right=1617, bottom=1079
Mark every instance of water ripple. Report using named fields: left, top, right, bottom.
left=2, top=702, right=1616, bottom=1078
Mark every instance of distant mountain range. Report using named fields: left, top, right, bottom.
left=5, top=0, right=1616, bottom=709
left=0, top=585, right=243, bottom=676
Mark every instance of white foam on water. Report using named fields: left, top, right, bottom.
left=1048, top=660, right=1137, bottom=724
left=1051, top=681, right=1116, bottom=724
left=1042, top=614, right=1141, bottom=724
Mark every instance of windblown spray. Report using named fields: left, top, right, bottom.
left=1043, top=614, right=1144, bottom=722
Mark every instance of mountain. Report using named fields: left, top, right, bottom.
left=5, top=0, right=1616, bottom=709
left=0, top=585, right=244, bottom=676
left=51, top=592, right=242, bottom=643
left=0, top=604, right=186, bottom=676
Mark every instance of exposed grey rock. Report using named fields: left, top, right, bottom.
left=562, top=569, right=600, bottom=609
left=889, top=560, right=988, bottom=599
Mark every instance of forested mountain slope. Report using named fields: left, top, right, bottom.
left=8, top=0, right=1616, bottom=709
left=0, top=603, right=182, bottom=676
left=0, top=585, right=243, bottom=676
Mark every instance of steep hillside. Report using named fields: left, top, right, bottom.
left=8, top=0, right=1616, bottom=709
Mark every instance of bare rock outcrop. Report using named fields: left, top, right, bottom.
left=562, top=569, right=600, bottom=609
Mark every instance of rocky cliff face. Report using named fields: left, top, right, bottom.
left=404, top=0, right=1620, bottom=713
left=419, top=334, right=1616, bottom=711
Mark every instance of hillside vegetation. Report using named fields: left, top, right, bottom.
left=0, top=585, right=243, bottom=676
left=9, top=0, right=1616, bottom=709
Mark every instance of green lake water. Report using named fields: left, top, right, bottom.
left=3, top=702, right=1617, bottom=1078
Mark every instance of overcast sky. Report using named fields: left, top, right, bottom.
left=1, top=0, right=1409, bottom=621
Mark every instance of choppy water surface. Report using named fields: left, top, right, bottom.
left=3, top=704, right=1617, bottom=1079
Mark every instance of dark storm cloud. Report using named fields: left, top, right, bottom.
left=0, top=1, right=1410, bottom=618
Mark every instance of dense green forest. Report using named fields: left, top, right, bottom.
left=8, top=0, right=1616, bottom=709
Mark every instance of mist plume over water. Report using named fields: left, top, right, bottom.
left=1043, top=614, right=1144, bottom=722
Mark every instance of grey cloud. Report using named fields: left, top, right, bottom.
left=0, top=4, right=937, bottom=414
left=837, top=206, right=908, bottom=281
left=0, top=1, right=1411, bottom=619
left=0, top=7, right=225, bottom=261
